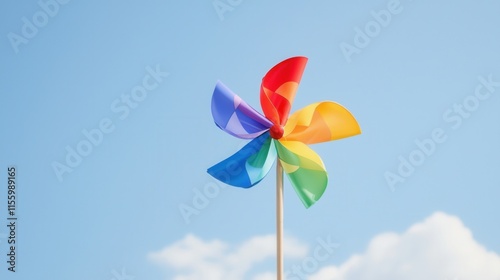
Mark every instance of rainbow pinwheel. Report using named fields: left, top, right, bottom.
left=208, top=56, right=361, bottom=208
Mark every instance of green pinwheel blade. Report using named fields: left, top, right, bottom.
left=274, top=140, right=328, bottom=208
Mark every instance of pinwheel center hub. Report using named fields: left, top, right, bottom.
left=270, top=124, right=284, bottom=139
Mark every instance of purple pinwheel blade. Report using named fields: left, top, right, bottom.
left=211, top=81, right=272, bottom=139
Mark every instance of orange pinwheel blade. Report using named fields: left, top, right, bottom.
left=282, top=101, right=361, bottom=144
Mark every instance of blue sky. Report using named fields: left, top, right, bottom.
left=1, top=0, right=499, bottom=279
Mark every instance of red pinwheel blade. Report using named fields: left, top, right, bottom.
left=260, top=56, right=308, bottom=127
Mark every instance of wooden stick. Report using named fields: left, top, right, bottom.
left=276, top=161, right=284, bottom=280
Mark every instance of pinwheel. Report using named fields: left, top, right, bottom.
left=207, top=56, right=361, bottom=279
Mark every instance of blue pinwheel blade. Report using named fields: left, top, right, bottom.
left=207, top=132, right=276, bottom=188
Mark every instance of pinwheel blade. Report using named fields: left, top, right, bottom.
left=207, top=132, right=277, bottom=188
left=212, top=81, right=273, bottom=139
left=283, top=101, right=361, bottom=144
left=260, top=56, right=308, bottom=126
left=275, top=140, right=328, bottom=208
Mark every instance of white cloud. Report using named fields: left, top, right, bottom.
left=251, top=272, right=276, bottom=280
left=149, top=212, right=500, bottom=280
left=309, top=212, right=500, bottom=280
left=148, top=233, right=308, bottom=280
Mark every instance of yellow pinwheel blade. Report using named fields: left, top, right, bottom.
left=282, top=101, right=361, bottom=144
